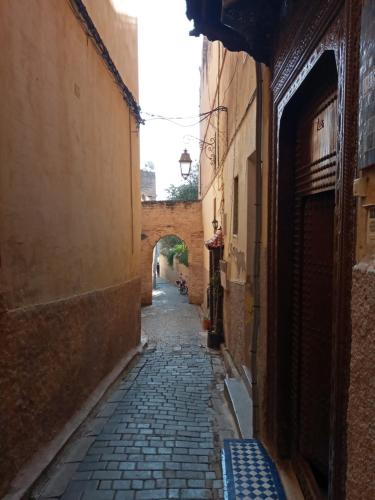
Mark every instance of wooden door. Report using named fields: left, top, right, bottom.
left=298, top=191, right=334, bottom=481
left=209, top=247, right=224, bottom=336
left=292, top=88, right=337, bottom=494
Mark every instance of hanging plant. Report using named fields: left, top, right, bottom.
left=167, top=243, right=189, bottom=267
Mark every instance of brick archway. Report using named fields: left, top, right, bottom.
left=141, top=201, right=203, bottom=305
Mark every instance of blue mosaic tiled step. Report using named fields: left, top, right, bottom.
left=222, top=439, right=287, bottom=500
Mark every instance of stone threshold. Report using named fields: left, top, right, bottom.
left=224, top=378, right=253, bottom=439
left=220, top=344, right=252, bottom=439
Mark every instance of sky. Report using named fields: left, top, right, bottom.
left=126, top=0, right=202, bottom=199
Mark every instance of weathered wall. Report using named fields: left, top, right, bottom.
left=1, top=280, right=140, bottom=494
left=0, top=0, right=140, bottom=494
left=346, top=170, right=375, bottom=499
left=199, top=42, right=260, bottom=371
left=346, top=263, right=375, bottom=500
left=223, top=282, right=252, bottom=367
left=141, top=201, right=203, bottom=306
left=200, top=39, right=272, bottom=446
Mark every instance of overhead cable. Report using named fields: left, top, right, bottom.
left=142, top=106, right=227, bottom=126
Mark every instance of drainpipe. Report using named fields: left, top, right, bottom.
left=250, top=61, right=263, bottom=436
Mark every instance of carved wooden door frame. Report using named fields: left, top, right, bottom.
left=267, top=2, right=360, bottom=498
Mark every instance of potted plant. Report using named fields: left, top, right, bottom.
left=202, top=316, right=211, bottom=330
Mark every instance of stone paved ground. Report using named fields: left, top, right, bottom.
left=31, top=278, right=237, bottom=500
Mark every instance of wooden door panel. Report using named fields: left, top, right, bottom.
left=296, top=91, right=337, bottom=196
left=299, top=192, right=334, bottom=477
left=292, top=88, right=337, bottom=492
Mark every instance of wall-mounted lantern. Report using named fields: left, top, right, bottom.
left=212, top=218, right=219, bottom=232
left=179, top=149, right=192, bottom=179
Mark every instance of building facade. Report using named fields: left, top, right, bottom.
left=0, top=0, right=141, bottom=495
left=192, top=0, right=374, bottom=498
left=141, top=169, right=157, bottom=201
left=199, top=39, right=269, bottom=380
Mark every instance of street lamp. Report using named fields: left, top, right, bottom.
left=212, top=218, right=219, bottom=232
left=179, top=149, right=192, bottom=180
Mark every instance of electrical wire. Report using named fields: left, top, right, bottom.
left=143, top=115, right=211, bottom=128
left=141, top=106, right=227, bottom=127
left=67, top=0, right=143, bottom=125
left=143, top=106, right=227, bottom=121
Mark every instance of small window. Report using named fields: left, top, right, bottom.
left=233, top=176, right=239, bottom=235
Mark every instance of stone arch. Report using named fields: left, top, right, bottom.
left=141, top=201, right=203, bottom=306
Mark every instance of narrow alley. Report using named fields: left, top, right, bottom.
left=1, top=1, right=374, bottom=499
left=30, top=279, right=236, bottom=500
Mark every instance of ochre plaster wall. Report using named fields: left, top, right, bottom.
left=199, top=42, right=259, bottom=371
left=0, top=0, right=140, bottom=494
left=85, top=0, right=139, bottom=98
left=200, top=41, right=271, bottom=443
left=0, top=0, right=140, bottom=309
left=141, top=201, right=203, bottom=306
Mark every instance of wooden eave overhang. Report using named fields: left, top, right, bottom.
left=186, top=0, right=282, bottom=65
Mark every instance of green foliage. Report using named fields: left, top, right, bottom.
left=165, top=164, right=199, bottom=201
left=159, top=235, right=182, bottom=256
left=174, top=243, right=189, bottom=267
left=166, top=242, right=189, bottom=267
left=167, top=248, right=175, bottom=267
left=158, top=236, right=189, bottom=267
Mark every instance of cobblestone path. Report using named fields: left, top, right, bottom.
left=31, top=279, right=236, bottom=500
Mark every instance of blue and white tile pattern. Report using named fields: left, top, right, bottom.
left=222, top=439, right=286, bottom=500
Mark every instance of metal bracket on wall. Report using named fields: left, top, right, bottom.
left=184, top=134, right=217, bottom=168
left=200, top=135, right=217, bottom=168
left=183, top=105, right=227, bottom=169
